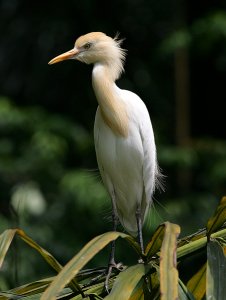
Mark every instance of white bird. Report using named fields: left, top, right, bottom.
left=49, top=31, right=161, bottom=278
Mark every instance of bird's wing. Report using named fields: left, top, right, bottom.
left=125, top=90, right=159, bottom=203
left=139, top=101, right=164, bottom=201
left=139, top=112, right=157, bottom=202
left=121, top=89, right=159, bottom=200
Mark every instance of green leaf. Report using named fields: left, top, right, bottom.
left=207, top=196, right=226, bottom=237
left=187, top=263, right=206, bottom=300
left=123, top=235, right=142, bottom=257
left=0, top=229, right=81, bottom=294
left=17, top=229, right=63, bottom=273
left=105, top=264, right=146, bottom=300
left=130, top=278, right=144, bottom=300
left=18, top=230, right=82, bottom=294
left=40, top=231, right=128, bottom=300
left=72, top=279, right=110, bottom=300
left=2, top=287, right=74, bottom=300
left=178, top=279, right=195, bottom=300
left=149, top=266, right=160, bottom=297
left=206, top=239, right=226, bottom=299
left=159, top=222, right=181, bottom=300
left=145, top=224, right=165, bottom=260
left=0, top=229, right=17, bottom=269
left=0, top=278, right=53, bottom=299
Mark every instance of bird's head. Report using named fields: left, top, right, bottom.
left=48, top=32, right=126, bottom=67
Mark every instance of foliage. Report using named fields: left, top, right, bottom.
left=0, top=97, right=109, bottom=287
left=0, top=97, right=226, bottom=289
left=0, top=197, right=226, bottom=299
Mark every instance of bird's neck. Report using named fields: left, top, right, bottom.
left=92, top=63, right=128, bottom=137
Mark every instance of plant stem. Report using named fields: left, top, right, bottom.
left=177, top=228, right=226, bottom=259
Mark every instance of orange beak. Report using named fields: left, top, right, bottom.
left=48, top=48, right=79, bottom=65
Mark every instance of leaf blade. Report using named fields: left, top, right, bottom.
left=159, top=222, right=181, bottom=300
left=178, top=279, right=195, bottom=300
left=187, top=263, right=206, bottom=300
left=105, top=264, right=146, bottom=300
left=17, top=229, right=81, bottom=293
left=145, top=224, right=165, bottom=260
left=0, top=229, right=17, bottom=269
left=41, top=231, right=128, bottom=300
left=206, top=239, right=226, bottom=299
left=207, top=196, right=226, bottom=237
left=17, top=229, right=63, bottom=273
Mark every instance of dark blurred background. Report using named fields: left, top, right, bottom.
left=0, top=0, right=226, bottom=289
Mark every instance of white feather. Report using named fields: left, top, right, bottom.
left=94, top=86, right=158, bottom=236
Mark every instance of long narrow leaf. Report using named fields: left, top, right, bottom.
left=18, top=230, right=84, bottom=293
left=207, top=196, right=226, bottom=237
left=145, top=224, right=165, bottom=260
left=17, top=229, right=63, bottom=273
left=0, top=278, right=54, bottom=300
left=0, top=229, right=81, bottom=294
left=105, top=264, right=146, bottom=300
left=159, top=222, right=180, bottom=300
left=206, top=239, right=226, bottom=299
left=0, top=229, right=17, bottom=268
left=178, top=279, right=195, bottom=300
left=71, top=279, right=115, bottom=300
left=123, top=236, right=142, bottom=257
left=41, top=231, right=128, bottom=300
left=187, top=263, right=206, bottom=300
left=130, top=278, right=144, bottom=300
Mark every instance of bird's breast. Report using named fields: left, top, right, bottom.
left=94, top=107, right=143, bottom=177
left=99, top=105, right=129, bottom=138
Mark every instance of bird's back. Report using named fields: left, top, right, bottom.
left=94, top=88, right=158, bottom=236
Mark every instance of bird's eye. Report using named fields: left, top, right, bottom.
left=83, top=42, right=92, bottom=50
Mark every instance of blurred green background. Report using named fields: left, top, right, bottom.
left=0, top=0, right=226, bottom=289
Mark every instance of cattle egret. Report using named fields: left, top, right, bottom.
left=49, top=32, right=162, bottom=286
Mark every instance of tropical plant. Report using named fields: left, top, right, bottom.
left=0, top=197, right=226, bottom=299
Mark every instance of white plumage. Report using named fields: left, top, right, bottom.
left=94, top=86, right=157, bottom=236
left=49, top=32, right=160, bottom=240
